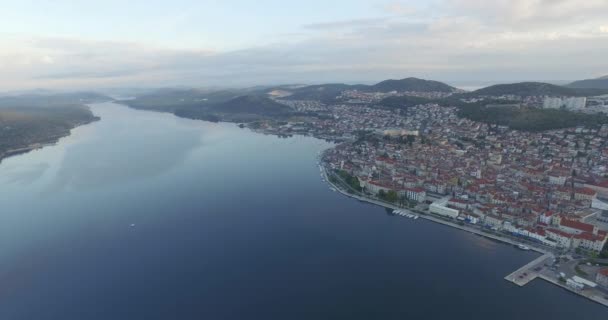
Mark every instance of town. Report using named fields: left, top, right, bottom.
left=250, top=88, right=608, bottom=307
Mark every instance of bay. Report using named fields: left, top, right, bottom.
left=0, top=102, right=605, bottom=319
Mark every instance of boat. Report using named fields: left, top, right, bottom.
left=413, top=215, right=419, bottom=220
left=517, top=244, right=531, bottom=251
left=130, top=224, right=136, bottom=228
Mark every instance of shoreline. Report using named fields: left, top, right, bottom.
left=0, top=117, right=99, bottom=165
left=319, top=162, right=608, bottom=308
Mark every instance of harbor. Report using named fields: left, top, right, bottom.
left=321, top=163, right=608, bottom=309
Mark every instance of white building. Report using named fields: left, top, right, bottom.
left=403, top=187, right=426, bottom=202
left=543, top=97, right=587, bottom=110
left=429, top=197, right=459, bottom=218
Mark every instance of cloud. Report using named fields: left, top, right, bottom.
left=302, top=18, right=387, bottom=30
left=1, top=0, right=607, bottom=90
left=382, top=2, right=418, bottom=15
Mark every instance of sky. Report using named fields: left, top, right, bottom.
left=1, top=0, right=607, bottom=90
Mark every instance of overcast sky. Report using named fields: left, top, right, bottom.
left=1, top=0, right=607, bottom=90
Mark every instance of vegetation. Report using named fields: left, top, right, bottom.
left=370, top=77, right=456, bottom=93
left=467, top=82, right=583, bottom=97
left=378, top=189, right=399, bottom=203
left=280, top=78, right=456, bottom=102
left=336, top=170, right=363, bottom=192
left=457, top=105, right=608, bottom=131
left=125, top=90, right=294, bottom=122
left=0, top=105, right=99, bottom=160
left=567, top=76, right=608, bottom=90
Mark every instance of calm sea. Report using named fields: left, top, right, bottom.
left=0, top=102, right=605, bottom=319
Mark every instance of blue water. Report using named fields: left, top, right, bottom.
left=0, top=102, right=605, bottom=319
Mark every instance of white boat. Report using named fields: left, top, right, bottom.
left=517, top=244, right=531, bottom=251
left=413, top=215, right=419, bottom=220
left=130, top=224, right=136, bottom=228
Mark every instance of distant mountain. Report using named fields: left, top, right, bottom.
left=281, top=84, right=367, bottom=103
left=567, top=75, right=608, bottom=90
left=469, top=82, right=580, bottom=97
left=370, top=77, right=457, bottom=93
left=125, top=89, right=243, bottom=112
left=278, top=77, right=456, bottom=102
left=0, top=92, right=111, bottom=108
left=210, top=95, right=292, bottom=116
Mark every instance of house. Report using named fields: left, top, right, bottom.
left=539, top=211, right=554, bottom=225
left=484, top=214, right=504, bottom=229
left=574, top=187, right=597, bottom=201
left=403, top=187, right=426, bottom=202
left=546, top=229, right=573, bottom=248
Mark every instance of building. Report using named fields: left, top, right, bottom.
left=539, top=211, right=554, bottom=225
left=484, top=214, right=504, bottom=229
left=546, top=229, right=573, bottom=248
left=403, top=187, right=426, bottom=202
left=574, top=187, right=598, bottom=201
left=545, top=216, right=608, bottom=252
left=548, top=173, right=568, bottom=186
left=362, top=180, right=393, bottom=195
left=543, top=97, right=587, bottom=110
left=447, top=198, right=468, bottom=210
left=430, top=198, right=459, bottom=218
left=597, top=269, right=608, bottom=287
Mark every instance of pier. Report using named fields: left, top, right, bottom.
left=504, top=253, right=554, bottom=286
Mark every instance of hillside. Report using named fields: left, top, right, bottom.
left=279, top=78, right=456, bottom=102
left=210, top=95, right=292, bottom=116
left=457, top=104, right=608, bottom=131
left=377, top=95, right=431, bottom=109
left=0, top=105, right=99, bottom=160
left=469, top=82, right=578, bottom=97
left=125, top=89, right=242, bottom=113
left=370, top=77, right=457, bottom=93
left=0, top=92, right=111, bottom=108
left=282, top=84, right=367, bottom=103
left=567, top=76, right=608, bottom=90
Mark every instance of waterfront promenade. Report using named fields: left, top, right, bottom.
left=321, top=165, right=608, bottom=309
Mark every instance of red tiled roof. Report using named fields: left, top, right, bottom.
left=575, top=187, right=597, bottom=196
left=574, top=232, right=604, bottom=242
left=600, top=268, right=608, bottom=277
left=546, top=228, right=572, bottom=238
left=560, top=218, right=594, bottom=233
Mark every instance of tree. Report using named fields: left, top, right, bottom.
left=378, top=189, right=386, bottom=198
left=386, top=190, right=399, bottom=203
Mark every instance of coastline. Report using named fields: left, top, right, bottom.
left=0, top=117, right=99, bottom=164
left=319, top=160, right=608, bottom=309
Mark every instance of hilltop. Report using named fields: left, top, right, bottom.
left=370, top=77, right=457, bottom=93
left=277, top=77, right=456, bottom=102
left=567, top=75, right=608, bottom=90
left=468, top=82, right=577, bottom=97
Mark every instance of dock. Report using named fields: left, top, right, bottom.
left=504, top=253, right=553, bottom=286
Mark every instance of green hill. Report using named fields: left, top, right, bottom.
left=371, top=77, right=456, bottom=93
left=470, top=82, right=578, bottom=97
left=210, top=95, right=292, bottom=116
left=567, top=76, right=608, bottom=90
